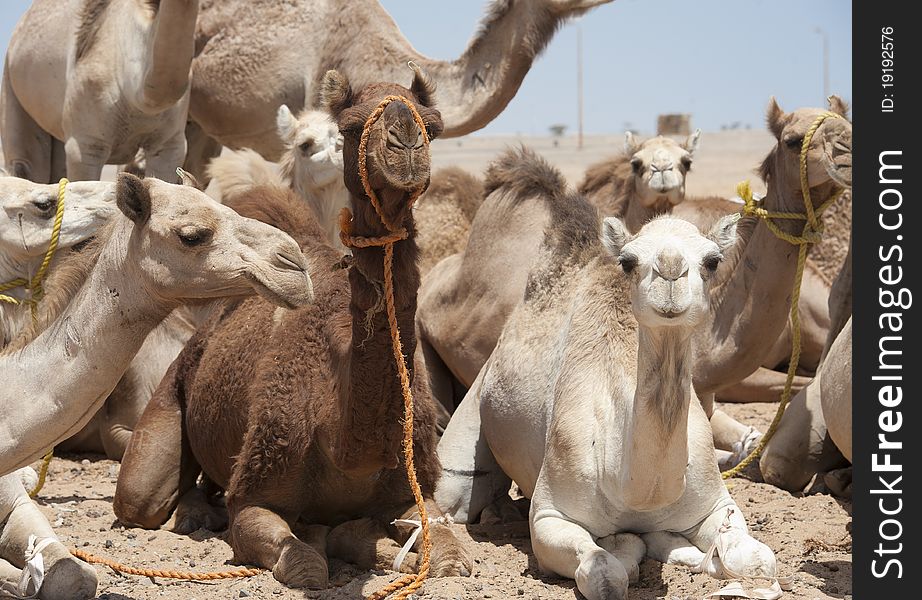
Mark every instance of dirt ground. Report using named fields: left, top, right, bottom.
left=30, top=401, right=851, bottom=600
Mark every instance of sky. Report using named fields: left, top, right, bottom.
left=0, top=0, right=851, bottom=136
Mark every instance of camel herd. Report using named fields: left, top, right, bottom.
left=0, top=1, right=853, bottom=599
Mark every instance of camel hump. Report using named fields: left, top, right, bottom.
left=484, top=145, right=567, bottom=202
left=208, top=148, right=287, bottom=199
left=223, top=185, right=319, bottom=248
left=577, top=156, right=622, bottom=197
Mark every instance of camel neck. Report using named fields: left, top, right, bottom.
left=333, top=190, right=421, bottom=476
left=0, top=222, right=173, bottom=474
left=620, top=325, right=693, bottom=511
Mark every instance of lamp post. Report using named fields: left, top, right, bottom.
left=814, top=27, right=829, bottom=101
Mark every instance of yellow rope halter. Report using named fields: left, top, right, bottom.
left=0, top=178, right=67, bottom=497
left=721, top=111, right=845, bottom=479
left=338, top=95, right=433, bottom=600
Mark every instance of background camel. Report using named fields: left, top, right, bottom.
left=415, top=167, right=485, bottom=276
left=435, top=148, right=777, bottom=600
left=1, top=176, right=116, bottom=345
left=182, top=0, right=613, bottom=178
left=115, top=70, right=472, bottom=589
left=578, top=130, right=699, bottom=231
left=0, top=173, right=312, bottom=600
left=2, top=0, right=198, bottom=181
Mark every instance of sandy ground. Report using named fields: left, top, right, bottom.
left=29, top=401, right=851, bottom=600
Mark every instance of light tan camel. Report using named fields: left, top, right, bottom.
left=2, top=0, right=198, bottom=181
left=183, top=0, right=614, bottom=177
left=415, top=167, right=485, bottom=276
left=435, top=148, right=778, bottom=600
left=417, top=98, right=852, bottom=466
left=115, top=71, right=472, bottom=589
left=0, top=174, right=313, bottom=599
left=579, top=131, right=700, bottom=231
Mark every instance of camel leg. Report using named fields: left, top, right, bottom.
left=182, top=119, right=223, bottom=185
left=531, top=507, right=630, bottom=600
left=143, top=129, right=187, bottom=183
left=1, top=63, right=52, bottom=182
left=113, top=358, right=200, bottom=529
left=228, top=504, right=329, bottom=588
left=419, top=337, right=460, bottom=431
left=327, top=518, right=417, bottom=574
left=389, top=499, right=472, bottom=577
left=597, top=533, right=645, bottom=584
left=0, top=474, right=97, bottom=600
left=684, top=502, right=777, bottom=582
left=63, top=137, right=107, bottom=181
left=172, top=485, right=228, bottom=534
left=98, top=379, right=149, bottom=461
left=434, top=369, right=511, bottom=523
left=715, top=368, right=812, bottom=404
left=50, top=138, right=67, bottom=182
left=641, top=531, right=706, bottom=567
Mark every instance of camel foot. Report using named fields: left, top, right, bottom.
left=574, top=548, right=629, bottom=600
left=272, top=536, right=329, bottom=589
left=425, top=525, right=473, bottom=577
left=172, top=486, right=228, bottom=534
left=824, top=468, right=852, bottom=498
left=597, top=533, right=645, bottom=584
left=479, top=494, right=527, bottom=524
left=717, top=427, right=762, bottom=471
left=704, top=528, right=777, bottom=581
left=36, top=541, right=98, bottom=600
left=14, top=467, right=38, bottom=493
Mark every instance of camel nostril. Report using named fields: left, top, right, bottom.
left=275, top=252, right=305, bottom=272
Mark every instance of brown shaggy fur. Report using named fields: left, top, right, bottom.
left=578, top=155, right=634, bottom=217
left=415, top=167, right=485, bottom=276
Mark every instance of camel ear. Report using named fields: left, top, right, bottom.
left=827, top=95, right=849, bottom=118
left=766, top=97, right=787, bottom=139
left=707, top=213, right=740, bottom=252
left=684, top=129, right=701, bottom=155
left=409, top=62, right=436, bottom=107
left=624, top=131, right=639, bottom=154
left=601, top=217, right=631, bottom=256
left=276, top=104, right=298, bottom=143
left=320, top=70, right=353, bottom=117
left=175, top=167, right=202, bottom=190
left=116, top=172, right=151, bottom=225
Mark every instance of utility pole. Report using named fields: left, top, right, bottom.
left=577, top=26, right=584, bottom=150
left=814, top=27, right=829, bottom=101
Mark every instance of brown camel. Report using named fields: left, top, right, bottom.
left=417, top=98, right=851, bottom=465
left=578, top=131, right=699, bottom=231
left=114, top=70, right=473, bottom=589
left=415, top=167, right=485, bottom=276
left=182, top=0, right=613, bottom=178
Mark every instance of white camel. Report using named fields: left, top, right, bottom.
left=1, top=175, right=116, bottom=345
left=0, top=173, right=314, bottom=599
left=435, top=150, right=778, bottom=600
left=207, top=106, right=348, bottom=252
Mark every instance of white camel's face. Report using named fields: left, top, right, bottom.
left=0, top=177, right=116, bottom=261
left=603, top=215, right=738, bottom=329
left=626, top=132, right=699, bottom=208
left=277, top=106, right=344, bottom=189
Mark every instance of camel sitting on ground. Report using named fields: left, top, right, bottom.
left=183, top=0, right=613, bottom=178
left=2, top=0, right=198, bottom=181
left=415, top=167, right=485, bottom=276
left=435, top=148, right=777, bottom=600
left=0, top=174, right=313, bottom=599
left=114, top=70, right=473, bottom=589
left=417, top=99, right=851, bottom=467
left=579, top=130, right=699, bottom=231
left=1, top=176, right=116, bottom=345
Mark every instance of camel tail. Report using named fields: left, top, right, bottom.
left=207, top=149, right=287, bottom=200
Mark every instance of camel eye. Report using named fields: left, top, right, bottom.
left=619, top=253, right=638, bottom=274
left=785, top=136, right=804, bottom=149
left=630, top=157, right=643, bottom=173
left=178, top=228, right=213, bottom=247
left=703, top=253, right=722, bottom=273
left=33, top=197, right=55, bottom=214
left=299, top=138, right=315, bottom=154
left=681, top=156, right=692, bottom=171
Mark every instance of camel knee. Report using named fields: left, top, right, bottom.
left=113, top=491, right=176, bottom=529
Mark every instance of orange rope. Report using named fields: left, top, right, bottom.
left=340, top=95, right=432, bottom=600
left=70, top=549, right=262, bottom=580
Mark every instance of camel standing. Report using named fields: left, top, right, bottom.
left=579, top=131, right=699, bottom=231
left=1, top=176, right=116, bottom=345
left=2, top=0, right=198, bottom=181
left=183, top=0, right=613, bottom=177
left=115, top=71, right=472, bottom=588
left=415, top=167, right=485, bottom=276
left=0, top=174, right=313, bottom=599
left=435, top=148, right=777, bottom=600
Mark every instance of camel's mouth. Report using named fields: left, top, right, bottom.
left=245, top=269, right=314, bottom=310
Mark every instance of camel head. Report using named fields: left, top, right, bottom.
left=320, top=68, right=444, bottom=228
left=603, top=214, right=739, bottom=329
left=763, top=96, right=852, bottom=199
left=624, top=131, right=699, bottom=208
left=277, top=106, right=344, bottom=191
left=0, top=175, right=117, bottom=262
left=115, top=173, right=313, bottom=309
